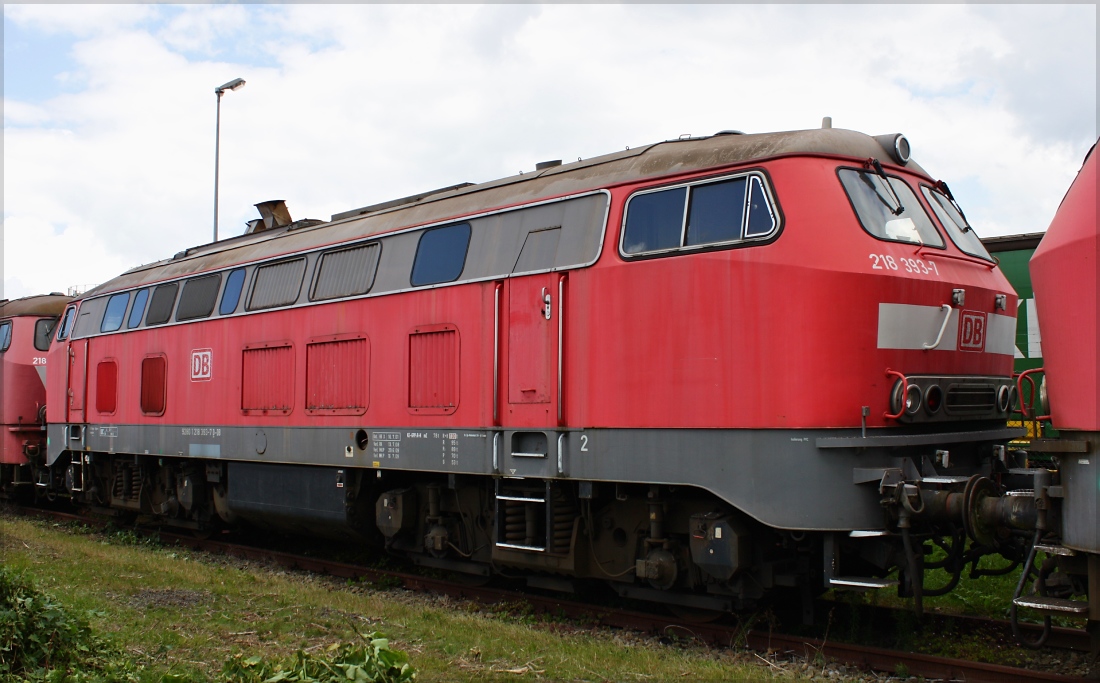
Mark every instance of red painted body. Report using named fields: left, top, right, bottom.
left=1030, top=144, right=1099, bottom=431
left=1, top=296, right=69, bottom=465
left=46, top=153, right=1016, bottom=438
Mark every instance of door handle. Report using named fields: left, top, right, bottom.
left=541, top=288, right=552, bottom=320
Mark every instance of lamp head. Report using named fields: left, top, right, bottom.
left=215, top=78, right=246, bottom=95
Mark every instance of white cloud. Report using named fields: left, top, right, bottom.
left=4, top=4, right=156, bottom=38
left=157, top=5, right=252, bottom=55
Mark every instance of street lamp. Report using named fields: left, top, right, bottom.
left=213, top=77, right=246, bottom=242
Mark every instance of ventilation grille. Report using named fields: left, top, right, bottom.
left=306, top=337, right=369, bottom=414
left=408, top=326, right=458, bottom=412
left=242, top=344, right=294, bottom=412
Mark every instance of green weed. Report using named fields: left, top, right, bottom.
left=221, top=634, right=415, bottom=683
left=0, top=564, right=141, bottom=682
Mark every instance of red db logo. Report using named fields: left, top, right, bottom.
left=191, top=349, right=213, bottom=381
left=959, top=311, right=986, bottom=352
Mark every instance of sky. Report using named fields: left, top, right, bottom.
left=3, top=4, right=1096, bottom=299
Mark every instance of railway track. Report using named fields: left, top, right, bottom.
left=8, top=504, right=1095, bottom=682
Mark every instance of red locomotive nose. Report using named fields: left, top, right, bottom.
left=1030, top=143, right=1099, bottom=432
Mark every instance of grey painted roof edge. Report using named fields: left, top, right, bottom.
left=88, top=127, right=926, bottom=297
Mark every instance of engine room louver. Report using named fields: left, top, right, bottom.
left=242, top=344, right=294, bottom=414
left=945, top=384, right=997, bottom=414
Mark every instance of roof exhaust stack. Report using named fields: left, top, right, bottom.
left=822, top=116, right=832, bottom=129
left=247, top=200, right=293, bottom=234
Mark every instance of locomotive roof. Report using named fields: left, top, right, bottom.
left=0, top=294, right=72, bottom=318
left=87, top=127, right=929, bottom=297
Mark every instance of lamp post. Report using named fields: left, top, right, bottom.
left=213, top=77, right=246, bottom=243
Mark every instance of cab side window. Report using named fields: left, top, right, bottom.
left=56, top=307, right=76, bottom=341
left=621, top=172, right=779, bottom=257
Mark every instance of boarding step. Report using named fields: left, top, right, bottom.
left=1035, top=543, right=1076, bottom=557
left=1013, top=596, right=1090, bottom=614
left=921, top=476, right=970, bottom=485
left=829, top=577, right=899, bottom=590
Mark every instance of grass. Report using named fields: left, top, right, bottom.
left=0, top=513, right=784, bottom=682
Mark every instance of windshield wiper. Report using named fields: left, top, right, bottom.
left=862, top=159, right=904, bottom=216
left=935, top=180, right=972, bottom=233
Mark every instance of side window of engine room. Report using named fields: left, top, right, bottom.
left=128, top=289, right=149, bottom=329
left=838, top=169, right=944, bottom=248
left=0, top=321, right=11, bottom=352
left=176, top=273, right=222, bottom=321
left=311, top=243, right=381, bottom=301
left=411, top=223, right=472, bottom=287
left=620, top=172, right=778, bottom=256
left=145, top=283, right=179, bottom=326
left=100, top=292, right=130, bottom=333
left=247, top=258, right=307, bottom=311
left=219, top=269, right=246, bottom=315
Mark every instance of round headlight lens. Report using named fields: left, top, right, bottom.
left=997, top=385, right=1011, bottom=413
left=904, top=384, right=923, bottom=415
left=895, top=135, right=911, bottom=164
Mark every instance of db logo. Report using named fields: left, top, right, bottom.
left=191, top=349, right=213, bottom=381
left=958, top=311, right=987, bottom=352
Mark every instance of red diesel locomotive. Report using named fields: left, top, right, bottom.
left=10, top=125, right=1082, bottom=624
left=1011, top=141, right=1099, bottom=647
left=0, top=294, right=71, bottom=494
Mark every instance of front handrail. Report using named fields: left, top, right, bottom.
left=1015, top=367, right=1050, bottom=421
left=923, top=304, right=953, bottom=350
left=884, top=368, right=908, bottom=420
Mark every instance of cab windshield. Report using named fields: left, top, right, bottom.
left=839, top=169, right=944, bottom=247
left=921, top=185, right=994, bottom=262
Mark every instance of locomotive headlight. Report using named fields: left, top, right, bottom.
left=924, top=384, right=943, bottom=415
left=904, top=384, right=923, bottom=415
left=890, top=379, right=906, bottom=415
left=996, top=385, right=1012, bottom=413
left=894, top=135, right=911, bottom=164
left=1039, top=377, right=1049, bottom=415
left=891, top=379, right=922, bottom=416
left=873, top=133, right=911, bottom=165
